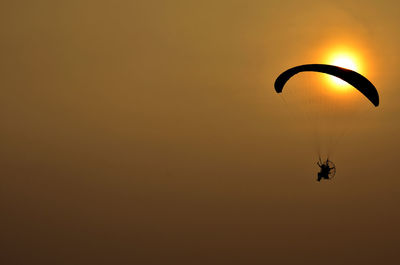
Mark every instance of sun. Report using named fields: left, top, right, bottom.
left=325, top=51, right=362, bottom=92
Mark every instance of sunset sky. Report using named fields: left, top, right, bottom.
left=1, top=1, right=399, bottom=264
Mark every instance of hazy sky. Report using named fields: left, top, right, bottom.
left=1, top=1, right=400, bottom=264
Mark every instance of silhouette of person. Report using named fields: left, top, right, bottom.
left=317, top=159, right=332, bottom=181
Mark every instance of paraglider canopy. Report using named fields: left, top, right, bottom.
left=274, top=64, right=379, bottom=107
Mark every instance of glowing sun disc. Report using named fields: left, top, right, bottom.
left=328, top=53, right=360, bottom=91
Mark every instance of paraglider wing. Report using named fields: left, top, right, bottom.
left=274, top=64, right=379, bottom=107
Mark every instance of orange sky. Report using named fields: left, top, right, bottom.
left=1, top=1, right=399, bottom=264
